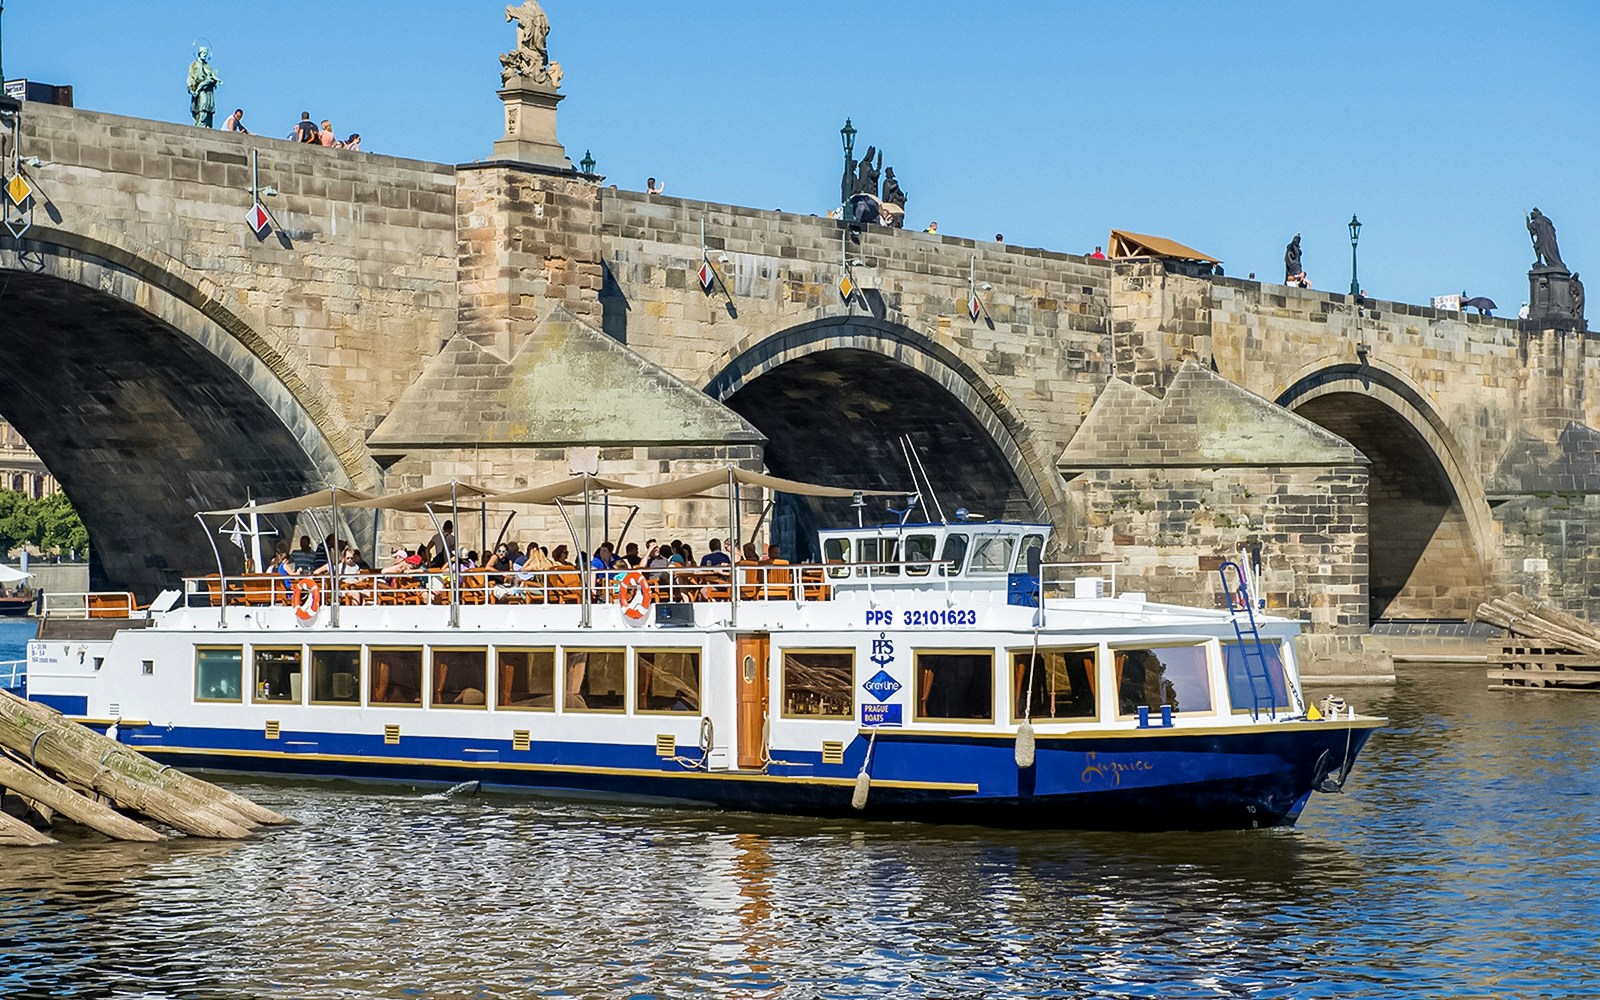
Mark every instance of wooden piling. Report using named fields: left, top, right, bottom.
left=0, top=806, right=56, bottom=847
left=0, top=751, right=165, bottom=842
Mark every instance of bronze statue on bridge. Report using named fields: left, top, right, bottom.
left=186, top=46, right=221, bottom=129
left=1528, top=208, right=1567, bottom=272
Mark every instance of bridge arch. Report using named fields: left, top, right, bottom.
left=704, top=315, right=1056, bottom=557
left=0, top=228, right=379, bottom=595
left=1276, top=359, right=1493, bottom=620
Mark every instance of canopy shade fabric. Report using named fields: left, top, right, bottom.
left=491, top=475, right=638, bottom=506
left=342, top=482, right=500, bottom=513
left=204, top=487, right=377, bottom=517
left=1108, top=229, right=1220, bottom=264
left=616, top=467, right=901, bottom=501
left=0, top=564, right=29, bottom=584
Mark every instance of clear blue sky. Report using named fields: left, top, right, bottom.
left=6, top=0, right=1599, bottom=311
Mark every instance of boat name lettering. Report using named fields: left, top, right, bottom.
left=1080, top=751, right=1154, bottom=788
left=902, top=609, right=976, bottom=627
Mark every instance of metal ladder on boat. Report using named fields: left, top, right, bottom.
left=1218, top=560, right=1276, bottom=721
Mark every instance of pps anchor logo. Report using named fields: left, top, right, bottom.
left=860, top=634, right=904, bottom=727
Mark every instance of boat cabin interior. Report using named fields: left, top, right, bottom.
left=819, top=522, right=1051, bottom=585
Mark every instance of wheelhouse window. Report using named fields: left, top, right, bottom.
left=565, top=649, right=626, bottom=712
left=431, top=648, right=488, bottom=708
left=254, top=647, right=303, bottom=704
left=824, top=537, right=852, bottom=578
left=1115, top=645, right=1213, bottom=716
left=1011, top=648, right=1097, bottom=722
left=195, top=647, right=243, bottom=703
left=636, top=649, right=701, bottom=713
left=1222, top=642, right=1293, bottom=715
left=966, top=535, right=1015, bottom=576
left=939, top=533, right=969, bottom=576
left=859, top=537, right=900, bottom=576
left=498, top=648, right=556, bottom=710
left=310, top=648, right=361, bottom=705
left=904, top=534, right=937, bottom=577
left=1016, top=534, right=1045, bottom=575
left=370, top=647, right=423, bottom=707
left=916, top=651, right=994, bottom=722
left=782, top=649, right=854, bottom=718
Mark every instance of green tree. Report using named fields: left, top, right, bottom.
left=0, top=488, right=89, bottom=558
left=0, top=489, right=27, bottom=556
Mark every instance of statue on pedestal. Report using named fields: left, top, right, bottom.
left=1528, top=208, right=1567, bottom=271
left=186, top=46, right=221, bottom=129
left=853, top=146, right=882, bottom=199
left=501, top=1, right=559, bottom=87
left=1284, top=234, right=1303, bottom=283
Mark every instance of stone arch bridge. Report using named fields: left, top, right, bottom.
left=3, top=101, right=1598, bottom=640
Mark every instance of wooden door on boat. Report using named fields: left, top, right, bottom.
left=736, top=633, right=770, bottom=770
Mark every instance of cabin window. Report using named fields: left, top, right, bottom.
left=565, top=649, right=626, bottom=712
left=1016, top=534, right=1045, bottom=575
left=370, top=647, right=424, bottom=707
left=824, top=537, right=852, bottom=578
left=636, top=649, right=701, bottom=713
left=904, top=534, right=938, bottom=577
left=939, top=533, right=970, bottom=576
left=431, top=648, right=488, bottom=708
left=1222, top=642, right=1293, bottom=714
left=497, top=648, right=556, bottom=710
left=1115, top=645, right=1213, bottom=716
left=967, top=535, right=1015, bottom=576
left=195, top=647, right=243, bottom=703
left=859, top=537, right=900, bottom=576
left=782, top=649, right=854, bottom=718
left=310, top=648, right=361, bottom=705
left=1010, top=648, right=1097, bottom=722
left=254, top=647, right=303, bottom=704
left=915, top=651, right=994, bottom=722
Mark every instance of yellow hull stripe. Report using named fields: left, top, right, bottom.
left=861, top=716, right=1387, bottom=740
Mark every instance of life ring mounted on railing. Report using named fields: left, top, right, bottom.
left=614, top=570, right=652, bottom=626
left=292, top=577, right=322, bottom=621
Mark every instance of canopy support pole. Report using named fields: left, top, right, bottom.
left=729, top=467, right=739, bottom=627
left=580, top=473, right=593, bottom=629
left=449, top=482, right=461, bottom=629
left=195, top=513, right=228, bottom=628
left=328, top=488, right=341, bottom=629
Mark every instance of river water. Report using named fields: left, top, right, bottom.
left=2, top=661, right=1596, bottom=999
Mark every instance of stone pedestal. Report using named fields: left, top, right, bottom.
left=491, top=78, right=570, bottom=169
left=1528, top=266, right=1586, bottom=330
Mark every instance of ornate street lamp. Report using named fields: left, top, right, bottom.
left=840, top=118, right=856, bottom=210
left=579, top=149, right=595, bottom=175
left=1348, top=214, right=1362, bottom=298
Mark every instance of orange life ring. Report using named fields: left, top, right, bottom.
left=292, top=577, right=322, bottom=620
left=614, top=570, right=652, bottom=625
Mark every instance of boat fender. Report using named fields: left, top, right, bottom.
left=292, top=577, right=321, bottom=621
left=851, top=730, right=878, bottom=811
left=1015, top=628, right=1039, bottom=769
left=1015, top=721, right=1036, bottom=769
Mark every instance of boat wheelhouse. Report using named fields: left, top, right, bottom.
left=23, top=470, right=1381, bottom=831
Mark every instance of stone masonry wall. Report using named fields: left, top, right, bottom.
left=1071, top=465, right=1370, bottom=633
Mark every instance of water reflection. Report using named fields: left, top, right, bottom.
left=4, top=667, right=1597, bottom=997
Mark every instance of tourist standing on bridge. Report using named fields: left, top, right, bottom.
left=289, top=112, right=317, bottom=143
left=223, top=108, right=248, bottom=133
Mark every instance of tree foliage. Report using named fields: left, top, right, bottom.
left=0, top=488, right=89, bottom=557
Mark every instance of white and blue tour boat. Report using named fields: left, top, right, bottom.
left=21, top=468, right=1381, bottom=831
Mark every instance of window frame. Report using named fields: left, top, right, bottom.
left=194, top=645, right=244, bottom=704
left=903, top=533, right=938, bottom=577
left=307, top=646, right=363, bottom=707
left=1006, top=645, right=1099, bottom=724
left=634, top=647, right=703, bottom=715
left=252, top=645, right=305, bottom=706
left=495, top=646, right=558, bottom=712
left=562, top=647, right=629, bottom=714
left=1110, top=642, right=1216, bottom=719
left=939, top=532, right=970, bottom=577
left=1221, top=640, right=1294, bottom=715
left=369, top=646, right=426, bottom=709
left=913, top=648, right=996, bottom=724
left=965, top=534, right=1016, bottom=577
left=428, top=646, right=490, bottom=711
left=780, top=647, right=856, bottom=720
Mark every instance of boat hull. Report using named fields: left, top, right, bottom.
left=111, top=721, right=1376, bottom=831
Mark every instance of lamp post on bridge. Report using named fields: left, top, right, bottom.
left=579, top=149, right=595, bottom=175
left=839, top=118, right=856, bottom=213
left=1348, top=214, right=1362, bottom=298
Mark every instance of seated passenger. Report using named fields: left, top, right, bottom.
left=550, top=545, right=575, bottom=568
left=380, top=547, right=414, bottom=577
left=740, top=542, right=761, bottom=563
left=701, top=538, right=731, bottom=567
left=485, top=545, right=511, bottom=574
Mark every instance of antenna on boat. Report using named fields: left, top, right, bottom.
left=899, top=434, right=949, bottom=524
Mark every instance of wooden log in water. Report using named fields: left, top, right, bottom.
left=0, top=691, right=290, bottom=828
left=1475, top=594, right=1600, bottom=656
left=0, top=750, right=165, bottom=843
left=0, top=805, right=56, bottom=847
left=0, top=694, right=253, bottom=838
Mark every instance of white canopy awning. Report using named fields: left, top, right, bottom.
left=0, top=564, right=29, bottom=584
left=342, top=482, right=500, bottom=513
left=492, top=475, right=637, bottom=506
left=203, top=487, right=377, bottom=517
left=615, top=466, right=900, bottom=501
